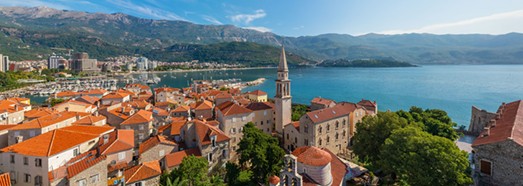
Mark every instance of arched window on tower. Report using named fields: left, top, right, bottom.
left=327, top=124, right=330, bottom=132
left=335, top=133, right=339, bottom=141
left=318, top=126, right=322, bottom=134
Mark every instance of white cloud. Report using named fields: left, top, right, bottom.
left=105, top=0, right=187, bottom=21
left=243, top=26, right=272, bottom=33
left=379, top=9, right=523, bottom=35
left=202, top=15, right=222, bottom=25
left=0, top=0, right=71, bottom=10
left=229, top=9, right=266, bottom=24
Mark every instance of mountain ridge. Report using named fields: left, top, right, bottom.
left=1, top=6, right=523, bottom=64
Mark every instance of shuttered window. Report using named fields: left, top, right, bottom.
left=480, top=160, right=492, bottom=175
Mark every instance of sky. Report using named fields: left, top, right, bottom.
left=1, top=0, right=523, bottom=36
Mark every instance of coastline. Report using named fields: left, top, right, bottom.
left=127, top=66, right=276, bottom=75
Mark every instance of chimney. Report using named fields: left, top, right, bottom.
left=14, top=104, right=19, bottom=111
left=65, top=107, right=69, bottom=112
left=121, top=107, right=125, bottom=113
left=483, top=127, right=490, bottom=137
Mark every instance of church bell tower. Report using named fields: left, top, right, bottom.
left=275, top=46, right=292, bottom=134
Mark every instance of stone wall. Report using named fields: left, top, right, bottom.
left=68, top=159, right=108, bottom=186
left=469, top=106, right=497, bottom=136
left=473, top=140, right=523, bottom=185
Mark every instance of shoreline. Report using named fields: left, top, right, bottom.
left=127, top=66, right=276, bottom=75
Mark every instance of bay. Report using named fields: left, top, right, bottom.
left=136, top=65, right=523, bottom=128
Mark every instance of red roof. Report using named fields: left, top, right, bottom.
left=76, top=95, right=100, bottom=105
left=473, top=100, right=523, bottom=146
left=124, top=160, right=162, bottom=184
left=170, top=120, right=187, bottom=136
left=292, top=146, right=332, bottom=166
left=121, top=110, right=153, bottom=125
left=248, top=90, right=267, bottom=96
left=102, top=92, right=130, bottom=100
left=311, top=97, right=336, bottom=106
left=67, top=154, right=106, bottom=179
left=1, top=125, right=113, bottom=156
left=25, top=108, right=59, bottom=119
left=164, top=148, right=202, bottom=168
left=305, top=102, right=357, bottom=123
left=193, top=100, right=213, bottom=111
left=172, top=105, right=190, bottom=112
left=302, top=148, right=348, bottom=186
left=217, top=101, right=253, bottom=116
left=0, top=173, right=10, bottom=186
left=269, top=175, right=280, bottom=185
left=215, top=92, right=233, bottom=99
left=73, top=115, right=106, bottom=125
left=245, top=102, right=274, bottom=111
left=99, top=130, right=134, bottom=155
left=194, top=120, right=229, bottom=146
left=139, top=135, right=177, bottom=154
left=10, top=111, right=89, bottom=130
left=154, top=87, right=180, bottom=94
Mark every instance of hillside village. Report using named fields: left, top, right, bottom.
left=0, top=48, right=379, bottom=186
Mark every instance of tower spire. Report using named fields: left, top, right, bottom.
left=278, top=46, right=288, bottom=72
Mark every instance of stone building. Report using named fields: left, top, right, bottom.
left=284, top=102, right=369, bottom=154
left=310, top=97, right=336, bottom=111
left=191, top=100, right=214, bottom=120
left=119, top=110, right=154, bottom=146
left=469, top=106, right=497, bottom=136
left=247, top=90, right=268, bottom=102
left=215, top=101, right=253, bottom=154
left=138, top=135, right=178, bottom=163
left=70, top=52, right=100, bottom=73
left=472, top=100, right=523, bottom=186
left=245, top=102, right=275, bottom=135
left=274, top=47, right=292, bottom=135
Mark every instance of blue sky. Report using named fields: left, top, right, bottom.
left=1, top=0, right=523, bottom=36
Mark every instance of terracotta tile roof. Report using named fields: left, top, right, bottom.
left=170, top=120, right=187, bottom=136
left=139, top=135, right=176, bottom=154
left=194, top=120, right=229, bottom=146
left=54, top=99, right=95, bottom=109
left=1, top=125, right=114, bottom=156
left=73, top=115, right=106, bottom=125
left=228, top=88, right=241, bottom=95
left=155, top=101, right=176, bottom=107
left=269, top=175, right=280, bottom=185
left=248, top=90, right=267, bottom=96
left=164, top=148, right=201, bottom=168
left=217, top=101, right=253, bottom=116
left=107, top=106, right=133, bottom=120
left=128, top=100, right=151, bottom=109
left=102, top=92, right=130, bottom=100
left=76, top=95, right=100, bottom=105
left=121, top=110, right=153, bottom=125
left=0, top=125, right=16, bottom=131
left=154, top=87, right=180, bottom=93
left=99, top=129, right=134, bottom=155
left=10, top=111, right=89, bottom=130
left=82, top=89, right=107, bottom=95
left=357, top=99, right=377, bottom=111
left=311, top=97, right=336, bottom=106
left=0, top=100, right=25, bottom=113
left=193, top=100, right=213, bottom=111
left=25, top=108, right=59, bottom=119
left=7, top=97, right=29, bottom=103
left=124, top=160, right=162, bottom=184
left=305, top=102, right=357, bottom=123
left=473, top=100, right=523, bottom=146
left=292, top=146, right=332, bottom=166
left=215, top=92, right=233, bottom=99
left=157, top=123, right=172, bottom=134
left=298, top=147, right=348, bottom=186
left=55, top=91, right=80, bottom=98
left=172, top=105, right=190, bottom=112
left=0, top=173, right=10, bottom=186
left=292, top=121, right=300, bottom=132
left=152, top=107, right=169, bottom=117
left=245, top=102, right=274, bottom=111
left=108, top=161, right=129, bottom=173
left=116, top=89, right=135, bottom=96
left=67, top=154, right=106, bottom=179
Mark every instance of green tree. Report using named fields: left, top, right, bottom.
left=177, top=155, right=209, bottom=186
left=225, top=162, right=254, bottom=186
left=237, top=122, right=285, bottom=184
left=399, top=106, right=459, bottom=140
left=379, top=127, right=472, bottom=185
left=291, top=104, right=307, bottom=121
left=49, top=98, right=65, bottom=107
left=352, top=111, right=409, bottom=162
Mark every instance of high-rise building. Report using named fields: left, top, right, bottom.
left=3, top=56, right=9, bottom=72
left=136, top=57, right=148, bottom=71
left=48, top=55, right=62, bottom=69
left=274, top=47, right=292, bottom=134
left=71, top=52, right=100, bottom=73
left=0, top=54, right=3, bottom=72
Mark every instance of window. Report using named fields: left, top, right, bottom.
left=35, top=158, right=42, bottom=167
left=232, top=118, right=237, bottom=122
left=90, top=174, right=99, bottom=183
left=24, top=174, right=31, bottom=183
left=88, top=140, right=95, bottom=145
left=304, top=125, right=308, bottom=133
left=73, top=149, right=80, bottom=156
left=10, top=155, right=14, bottom=164
left=211, top=136, right=217, bottom=147
left=261, top=121, right=264, bottom=125
left=242, top=116, right=246, bottom=121
left=304, top=139, right=309, bottom=146
left=294, top=137, right=297, bottom=144
left=343, top=130, right=346, bottom=137
left=327, top=136, right=330, bottom=143
left=29, top=131, right=35, bottom=137
left=336, top=121, right=339, bottom=129
left=343, top=120, right=346, bottom=126
left=480, top=160, right=492, bottom=175
left=139, top=125, right=144, bottom=130
left=135, top=181, right=143, bottom=186
left=267, top=120, right=270, bottom=124
left=327, top=124, right=330, bottom=132
left=264, top=110, right=267, bottom=116
left=208, top=153, right=213, bottom=162
left=319, top=138, right=322, bottom=146
left=286, top=134, right=289, bottom=140
left=34, top=176, right=42, bottom=186
left=335, top=133, right=339, bottom=141
left=118, top=152, right=126, bottom=160
left=23, top=157, right=28, bottom=165
left=77, top=179, right=87, bottom=186
left=139, top=134, right=144, bottom=140
left=159, top=150, right=165, bottom=157
left=318, top=126, right=322, bottom=134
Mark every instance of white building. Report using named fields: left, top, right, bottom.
left=136, top=57, right=149, bottom=71
left=48, top=55, right=62, bottom=69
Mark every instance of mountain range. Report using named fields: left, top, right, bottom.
left=0, top=6, right=522, bottom=65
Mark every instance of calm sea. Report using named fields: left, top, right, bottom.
left=30, top=65, right=523, bottom=128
